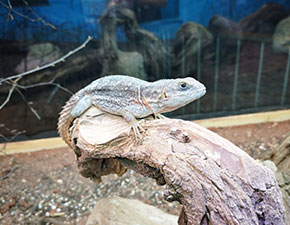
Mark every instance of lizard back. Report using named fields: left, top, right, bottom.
left=86, top=75, right=152, bottom=117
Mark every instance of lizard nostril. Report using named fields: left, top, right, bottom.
left=163, top=91, right=168, bottom=99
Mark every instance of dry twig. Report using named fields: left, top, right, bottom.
left=0, top=124, right=25, bottom=152
left=0, top=0, right=56, bottom=29
left=0, top=77, right=21, bottom=110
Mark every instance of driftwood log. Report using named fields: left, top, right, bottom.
left=99, top=6, right=168, bottom=80
left=98, top=7, right=147, bottom=79
left=69, top=107, right=286, bottom=225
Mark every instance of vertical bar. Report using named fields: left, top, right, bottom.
left=181, top=33, right=185, bottom=77
left=162, top=33, right=166, bottom=78
left=133, top=36, right=136, bottom=52
left=196, top=38, right=202, bottom=113
left=254, top=41, right=264, bottom=108
left=179, top=32, right=187, bottom=115
left=167, top=33, right=171, bottom=77
left=281, top=46, right=290, bottom=106
left=24, top=24, right=28, bottom=72
left=165, top=34, right=169, bottom=77
left=232, top=39, right=241, bottom=111
left=213, top=37, right=220, bottom=112
left=47, top=86, right=60, bottom=104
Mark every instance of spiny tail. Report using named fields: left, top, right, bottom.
left=57, top=95, right=80, bottom=148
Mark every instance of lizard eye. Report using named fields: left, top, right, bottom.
left=179, top=81, right=189, bottom=90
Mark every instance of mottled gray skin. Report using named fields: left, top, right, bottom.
left=58, top=75, right=206, bottom=147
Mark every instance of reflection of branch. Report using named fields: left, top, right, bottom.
left=22, top=0, right=56, bottom=29
left=6, top=0, right=14, bottom=21
left=0, top=77, right=21, bottom=110
left=0, top=0, right=56, bottom=29
left=16, top=81, right=73, bottom=95
left=0, top=124, right=25, bottom=152
left=0, top=35, right=92, bottom=128
left=15, top=87, right=41, bottom=120
left=0, top=36, right=93, bottom=83
left=2, top=165, right=19, bottom=179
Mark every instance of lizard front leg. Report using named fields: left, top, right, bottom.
left=71, top=95, right=92, bottom=118
left=121, top=111, right=145, bottom=139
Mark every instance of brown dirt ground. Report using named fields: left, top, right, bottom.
left=0, top=120, right=289, bottom=225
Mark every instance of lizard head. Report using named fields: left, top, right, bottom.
left=147, top=77, right=206, bottom=114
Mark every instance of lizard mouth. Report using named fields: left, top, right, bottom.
left=179, top=86, right=206, bottom=106
left=197, top=87, right=206, bottom=98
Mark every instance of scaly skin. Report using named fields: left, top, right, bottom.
left=58, top=75, right=206, bottom=148
left=57, top=93, right=84, bottom=148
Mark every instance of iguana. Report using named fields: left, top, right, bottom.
left=58, top=75, right=206, bottom=148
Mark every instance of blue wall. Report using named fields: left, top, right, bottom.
left=178, top=0, right=290, bottom=24
left=0, top=0, right=289, bottom=42
left=143, top=0, right=290, bottom=39
left=232, top=0, right=289, bottom=21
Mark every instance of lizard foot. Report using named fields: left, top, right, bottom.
left=121, top=111, right=146, bottom=140
left=128, top=120, right=146, bottom=140
left=154, top=114, right=167, bottom=119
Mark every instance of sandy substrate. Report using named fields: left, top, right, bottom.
left=0, top=120, right=289, bottom=225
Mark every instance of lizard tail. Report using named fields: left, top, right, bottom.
left=57, top=95, right=79, bottom=148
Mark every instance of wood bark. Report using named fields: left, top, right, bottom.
left=70, top=107, right=286, bottom=225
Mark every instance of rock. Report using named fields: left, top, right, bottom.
left=239, top=3, right=288, bottom=41
left=172, top=22, right=213, bottom=76
left=281, top=188, right=290, bottom=225
left=126, top=28, right=168, bottom=80
left=261, top=159, right=277, bottom=172
left=208, top=14, right=243, bottom=62
left=271, top=134, right=290, bottom=225
left=273, top=16, right=290, bottom=54
left=272, top=134, right=290, bottom=175
left=102, top=50, right=147, bottom=80
left=15, top=43, right=62, bottom=74
left=209, top=14, right=242, bottom=40
left=85, top=197, right=178, bottom=225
